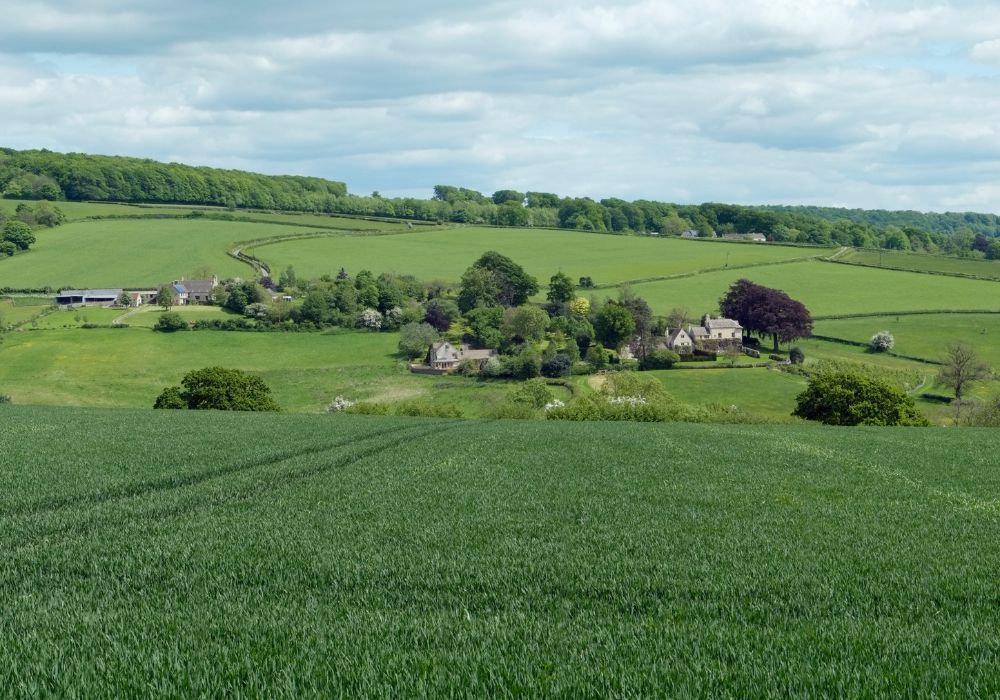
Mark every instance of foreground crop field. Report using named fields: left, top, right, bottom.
left=248, top=227, right=830, bottom=285
left=2, top=406, right=1000, bottom=695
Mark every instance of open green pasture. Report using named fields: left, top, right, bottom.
left=838, top=248, right=1000, bottom=279
left=0, top=199, right=207, bottom=221
left=619, top=259, right=1000, bottom=316
left=649, top=366, right=808, bottom=420
left=3, top=406, right=1000, bottom=695
left=1, top=296, right=54, bottom=328
left=816, top=313, right=1000, bottom=367
left=0, top=218, right=314, bottom=288
left=248, top=228, right=830, bottom=285
left=0, top=326, right=526, bottom=414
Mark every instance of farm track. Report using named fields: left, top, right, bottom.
left=3, top=420, right=465, bottom=552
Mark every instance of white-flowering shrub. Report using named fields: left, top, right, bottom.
left=359, top=308, right=383, bottom=330
left=870, top=330, right=895, bottom=352
left=543, top=399, right=565, bottom=412
left=327, top=396, right=356, bottom=413
left=608, top=396, right=648, bottom=407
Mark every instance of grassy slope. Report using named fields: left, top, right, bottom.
left=839, top=248, right=1000, bottom=279
left=3, top=406, right=1000, bottom=696
left=248, top=228, right=830, bottom=285
left=815, top=313, right=1000, bottom=366
left=621, top=259, right=1000, bottom=316
left=0, top=326, right=529, bottom=414
left=651, top=366, right=809, bottom=420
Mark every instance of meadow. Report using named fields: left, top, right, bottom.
left=837, top=248, right=1000, bottom=279
left=620, top=259, right=1000, bottom=316
left=815, top=313, right=1000, bottom=366
left=247, top=227, right=831, bottom=286
left=3, top=405, right=1000, bottom=695
left=0, top=325, right=538, bottom=414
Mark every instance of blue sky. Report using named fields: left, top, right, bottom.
left=4, top=0, right=1000, bottom=212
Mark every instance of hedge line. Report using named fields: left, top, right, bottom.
left=813, top=309, right=1000, bottom=321
left=823, top=257, right=1000, bottom=282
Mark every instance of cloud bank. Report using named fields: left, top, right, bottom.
left=3, top=0, right=1000, bottom=211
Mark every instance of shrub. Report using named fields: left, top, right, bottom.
left=154, top=367, right=280, bottom=411
left=485, top=402, right=538, bottom=419
left=327, top=395, right=356, bottom=413
left=639, top=349, right=680, bottom=370
left=789, top=346, right=805, bottom=364
left=585, top=345, right=608, bottom=369
left=153, top=312, right=188, bottom=332
left=508, top=379, right=555, bottom=408
left=0, top=394, right=12, bottom=405
left=398, top=322, right=438, bottom=359
left=348, top=401, right=462, bottom=418
left=152, top=386, right=186, bottom=409
left=541, top=354, right=572, bottom=378
left=870, top=330, right=895, bottom=352
left=792, top=371, right=928, bottom=426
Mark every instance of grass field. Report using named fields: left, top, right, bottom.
left=838, top=248, right=1000, bottom=279
left=0, top=326, right=536, bottom=414
left=0, top=296, right=54, bottom=328
left=815, top=313, right=1000, bottom=366
left=3, top=405, right=1000, bottom=695
left=248, top=228, right=831, bottom=285
left=620, top=259, right=1000, bottom=316
left=650, top=366, right=808, bottom=420
left=0, top=219, right=309, bottom=288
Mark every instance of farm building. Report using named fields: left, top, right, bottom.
left=687, top=314, right=743, bottom=351
left=425, top=341, right=498, bottom=372
left=56, top=289, right=124, bottom=307
left=171, top=277, right=218, bottom=305
left=665, top=328, right=695, bottom=354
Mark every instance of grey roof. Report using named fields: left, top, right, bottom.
left=58, top=289, right=123, bottom=297
left=688, top=326, right=708, bottom=337
left=183, top=279, right=216, bottom=294
left=706, top=317, right=742, bottom=329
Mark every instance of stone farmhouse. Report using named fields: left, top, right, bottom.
left=421, top=341, right=498, bottom=373
left=663, top=314, right=743, bottom=354
left=171, top=277, right=219, bottom=305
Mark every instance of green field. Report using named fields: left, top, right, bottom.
left=0, top=326, right=542, bottom=414
left=816, top=313, right=1000, bottom=366
left=248, top=228, right=830, bottom=285
left=621, top=259, right=1000, bottom=316
left=838, top=248, right=1000, bottom=279
left=3, top=406, right=1000, bottom=695
left=651, top=367, right=808, bottom=420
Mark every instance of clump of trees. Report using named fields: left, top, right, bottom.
left=154, top=367, right=280, bottom=411
left=719, top=279, right=813, bottom=352
left=153, top=312, right=188, bottom=332
left=792, top=371, right=928, bottom=426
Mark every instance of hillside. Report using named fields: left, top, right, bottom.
left=3, top=405, right=1000, bottom=695
left=4, top=148, right=1000, bottom=250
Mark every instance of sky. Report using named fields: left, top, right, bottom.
left=3, top=0, right=1000, bottom=212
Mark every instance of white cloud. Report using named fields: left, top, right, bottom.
left=3, top=1, right=1000, bottom=212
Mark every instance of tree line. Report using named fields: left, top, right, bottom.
left=3, top=148, right=998, bottom=254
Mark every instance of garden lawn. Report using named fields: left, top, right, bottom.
left=248, top=228, right=830, bottom=285
left=620, top=259, right=1000, bottom=316
left=4, top=407, right=1000, bottom=695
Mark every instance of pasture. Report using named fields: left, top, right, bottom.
left=247, top=228, right=830, bottom=285
left=837, top=248, right=1000, bottom=280
left=3, top=406, right=1000, bottom=695
left=620, top=260, right=1000, bottom=316
left=815, top=313, right=1000, bottom=366
left=649, top=366, right=808, bottom=420
left=0, top=326, right=523, bottom=414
